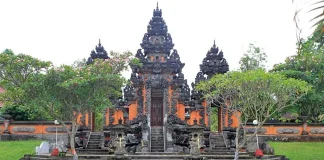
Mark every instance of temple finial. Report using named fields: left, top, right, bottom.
left=213, top=40, right=216, bottom=47
left=99, top=39, right=101, bottom=45
left=157, top=2, right=159, bottom=9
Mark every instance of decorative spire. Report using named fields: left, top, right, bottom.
left=153, top=2, right=162, bottom=17
left=199, top=40, right=229, bottom=77
left=141, top=4, right=174, bottom=56
left=86, top=39, right=109, bottom=64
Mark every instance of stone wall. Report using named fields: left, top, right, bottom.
left=0, top=121, right=70, bottom=143
left=245, top=123, right=324, bottom=136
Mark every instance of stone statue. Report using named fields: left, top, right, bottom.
left=125, top=133, right=139, bottom=154
left=114, top=134, right=126, bottom=154
left=3, top=120, right=10, bottom=133
left=189, top=134, right=201, bottom=156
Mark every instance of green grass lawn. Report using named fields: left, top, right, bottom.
left=0, top=140, right=42, bottom=160
left=269, top=142, right=324, bottom=160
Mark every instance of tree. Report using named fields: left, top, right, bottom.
left=309, top=1, right=324, bottom=48
left=239, top=43, right=267, bottom=71
left=24, top=51, right=138, bottom=158
left=0, top=49, right=52, bottom=120
left=271, top=37, right=324, bottom=122
left=197, top=70, right=310, bottom=160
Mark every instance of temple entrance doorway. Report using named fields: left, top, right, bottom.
left=151, top=98, right=163, bottom=126
left=150, top=88, right=165, bottom=152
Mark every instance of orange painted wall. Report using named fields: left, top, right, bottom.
left=177, top=103, right=185, bottom=120
left=0, top=123, right=71, bottom=135
left=113, top=110, right=124, bottom=124
left=188, top=111, right=201, bottom=125
left=168, top=87, right=172, bottom=114
left=105, top=108, right=109, bottom=126
left=143, top=87, right=146, bottom=115
left=202, top=101, right=208, bottom=127
left=129, top=102, right=137, bottom=120
left=231, top=111, right=240, bottom=128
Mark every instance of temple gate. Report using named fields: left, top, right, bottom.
left=76, top=4, right=239, bottom=153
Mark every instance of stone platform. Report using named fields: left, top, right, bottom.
left=21, top=152, right=288, bottom=160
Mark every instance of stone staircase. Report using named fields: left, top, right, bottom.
left=150, top=126, right=164, bottom=152
left=24, top=153, right=287, bottom=160
left=86, top=132, right=103, bottom=149
left=209, top=133, right=227, bottom=151
left=21, top=131, right=289, bottom=160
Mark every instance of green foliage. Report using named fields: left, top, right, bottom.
left=0, top=140, right=42, bottom=160
left=309, top=1, right=324, bottom=49
left=0, top=49, right=52, bottom=120
left=95, top=111, right=104, bottom=132
left=271, top=37, right=324, bottom=122
left=210, top=107, right=218, bottom=132
left=198, top=70, right=310, bottom=124
left=239, top=43, right=267, bottom=71
left=23, top=51, right=135, bottom=150
left=197, top=69, right=310, bottom=153
left=0, top=104, right=49, bottom=121
left=269, top=142, right=324, bottom=160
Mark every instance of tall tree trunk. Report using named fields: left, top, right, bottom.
left=234, top=125, right=240, bottom=160
left=70, top=121, right=78, bottom=160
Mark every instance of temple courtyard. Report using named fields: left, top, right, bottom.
left=1, top=1, right=324, bottom=160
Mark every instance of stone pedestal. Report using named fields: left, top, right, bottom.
left=141, top=140, right=149, bottom=152
left=166, top=141, right=173, bottom=152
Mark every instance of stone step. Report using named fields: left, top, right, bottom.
left=151, top=138, right=164, bottom=141
left=26, top=154, right=286, bottom=160
left=90, top=136, right=101, bottom=139
left=88, top=141, right=101, bottom=145
left=151, top=134, right=163, bottom=136
left=87, top=144, right=99, bottom=149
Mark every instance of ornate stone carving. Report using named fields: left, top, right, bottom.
left=140, top=6, right=174, bottom=56
left=124, top=84, right=136, bottom=102
left=145, top=88, right=151, bottom=115
left=146, top=74, right=169, bottom=89
left=178, top=81, right=190, bottom=102
left=163, top=88, right=169, bottom=114
left=109, top=108, right=115, bottom=125
left=199, top=40, right=229, bottom=78
left=199, top=109, right=205, bottom=126
left=137, top=88, right=144, bottom=114
left=12, top=127, right=35, bottom=133
left=167, top=114, right=185, bottom=125
left=169, top=50, right=184, bottom=74
left=86, top=39, right=109, bottom=64
left=310, top=128, right=324, bottom=134
left=171, top=89, right=178, bottom=114
left=245, top=128, right=267, bottom=134
left=276, top=128, right=300, bottom=134
left=173, top=128, right=190, bottom=147
left=46, top=127, right=67, bottom=133
left=128, top=114, right=148, bottom=125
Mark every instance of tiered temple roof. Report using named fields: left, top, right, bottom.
left=132, top=4, right=184, bottom=75
left=87, top=39, right=110, bottom=64
left=200, top=40, right=229, bottom=78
